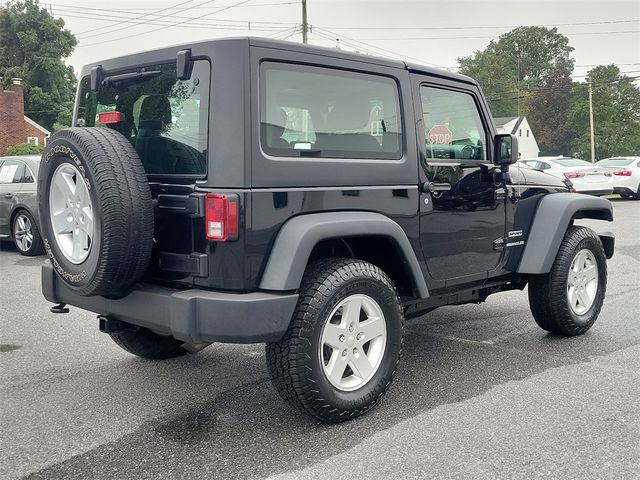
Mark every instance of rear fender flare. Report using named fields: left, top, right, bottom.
left=259, top=211, right=429, bottom=298
left=517, top=193, right=614, bottom=274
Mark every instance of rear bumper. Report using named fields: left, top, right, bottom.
left=41, top=261, right=298, bottom=344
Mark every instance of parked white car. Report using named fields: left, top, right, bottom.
left=595, top=156, right=640, bottom=200
left=519, top=156, right=614, bottom=196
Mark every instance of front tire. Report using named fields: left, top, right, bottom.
left=266, top=258, right=404, bottom=423
left=109, top=327, right=188, bottom=360
left=528, top=226, right=607, bottom=336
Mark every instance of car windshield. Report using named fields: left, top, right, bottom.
left=76, top=61, right=210, bottom=177
left=597, top=158, right=635, bottom=167
left=552, top=158, right=593, bottom=167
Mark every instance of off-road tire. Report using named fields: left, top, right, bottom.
left=528, top=226, right=607, bottom=336
left=38, top=128, right=153, bottom=298
left=12, top=209, right=44, bottom=256
left=109, top=327, right=188, bottom=360
left=266, top=258, right=404, bottom=423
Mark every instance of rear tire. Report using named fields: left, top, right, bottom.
left=528, top=226, right=607, bottom=336
left=266, top=258, right=404, bottom=423
left=12, top=210, right=44, bottom=256
left=109, top=327, right=188, bottom=360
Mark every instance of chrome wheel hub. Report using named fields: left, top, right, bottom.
left=14, top=214, right=33, bottom=252
left=49, top=163, right=94, bottom=264
left=319, top=294, right=387, bottom=391
left=567, top=249, right=598, bottom=315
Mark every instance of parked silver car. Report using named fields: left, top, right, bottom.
left=0, top=155, right=44, bottom=256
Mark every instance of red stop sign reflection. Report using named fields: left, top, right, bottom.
left=427, top=125, right=452, bottom=144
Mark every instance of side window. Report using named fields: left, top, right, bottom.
left=0, top=161, right=25, bottom=184
left=420, top=86, right=487, bottom=161
left=539, top=161, right=550, bottom=170
left=260, top=62, right=403, bottom=160
left=23, top=166, right=35, bottom=183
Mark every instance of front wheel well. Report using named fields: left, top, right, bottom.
left=309, top=236, right=416, bottom=299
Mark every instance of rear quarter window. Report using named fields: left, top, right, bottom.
left=260, top=62, right=403, bottom=160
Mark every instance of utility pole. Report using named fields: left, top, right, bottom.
left=588, top=76, right=595, bottom=163
left=302, top=0, right=308, bottom=44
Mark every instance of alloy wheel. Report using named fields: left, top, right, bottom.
left=567, top=248, right=599, bottom=315
left=48, top=162, right=94, bottom=264
left=319, top=294, right=387, bottom=391
left=13, top=214, right=33, bottom=252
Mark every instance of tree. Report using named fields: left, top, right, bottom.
left=568, top=65, right=640, bottom=160
left=458, top=49, right=520, bottom=117
left=458, top=27, right=575, bottom=152
left=0, top=0, right=77, bottom=130
left=527, top=73, right=575, bottom=155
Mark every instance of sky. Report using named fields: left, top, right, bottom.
left=22, top=0, right=640, bottom=82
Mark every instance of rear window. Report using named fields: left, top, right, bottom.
left=77, top=61, right=210, bottom=177
left=597, top=158, right=635, bottom=167
left=552, top=158, right=592, bottom=167
left=260, top=62, right=403, bottom=160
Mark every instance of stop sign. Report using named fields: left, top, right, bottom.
left=427, top=125, right=453, bottom=144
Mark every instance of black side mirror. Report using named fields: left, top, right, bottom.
left=493, top=134, right=518, bottom=172
left=176, top=49, right=194, bottom=81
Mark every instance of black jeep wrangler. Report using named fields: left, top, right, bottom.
left=39, top=38, right=614, bottom=423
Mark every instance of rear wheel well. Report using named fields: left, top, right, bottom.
left=309, top=236, right=416, bottom=299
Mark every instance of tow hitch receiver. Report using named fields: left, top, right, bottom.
left=98, top=316, right=137, bottom=334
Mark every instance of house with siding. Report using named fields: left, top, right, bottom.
left=494, top=116, right=539, bottom=159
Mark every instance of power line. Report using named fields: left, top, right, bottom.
left=77, top=0, right=254, bottom=47
left=71, top=0, right=204, bottom=38
left=55, top=11, right=292, bottom=32
left=345, top=30, right=640, bottom=41
left=317, top=19, right=640, bottom=31
left=312, top=27, right=448, bottom=68
left=52, top=5, right=294, bottom=27
left=486, top=75, right=640, bottom=101
left=48, top=1, right=297, bottom=9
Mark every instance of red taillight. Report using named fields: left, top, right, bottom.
left=613, top=170, right=632, bottom=176
left=205, top=193, right=239, bottom=241
left=97, top=111, right=122, bottom=124
left=563, top=171, right=585, bottom=179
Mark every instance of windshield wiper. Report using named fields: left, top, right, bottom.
left=102, top=70, right=162, bottom=88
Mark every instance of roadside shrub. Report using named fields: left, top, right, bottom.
left=5, top=143, right=43, bottom=155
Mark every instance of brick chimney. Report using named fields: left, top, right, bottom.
left=0, top=78, right=27, bottom=155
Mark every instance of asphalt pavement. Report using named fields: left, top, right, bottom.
left=1, top=199, right=639, bottom=480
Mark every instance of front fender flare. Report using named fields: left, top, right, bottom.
left=259, top=211, right=429, bottom=298
left=517, top=193, right=613, bottom=274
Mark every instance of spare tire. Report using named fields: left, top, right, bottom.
left=38, top=127, right=154, bottom=298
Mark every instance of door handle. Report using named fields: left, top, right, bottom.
left=4, top=193, right=13, bottom=199
left=422, top=182, right=451, bottom=193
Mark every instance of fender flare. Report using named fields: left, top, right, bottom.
left=517, top=193, right=613, bottom=274
left=259, top=211, right=429, bottom=298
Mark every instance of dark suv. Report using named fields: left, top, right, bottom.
left=39, top=38, right=614, bottom=423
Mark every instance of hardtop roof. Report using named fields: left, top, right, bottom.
left=79, top=36, right=477, bottom=86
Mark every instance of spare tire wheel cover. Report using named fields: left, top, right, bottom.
left=38, top=128, right=154, bottom=297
